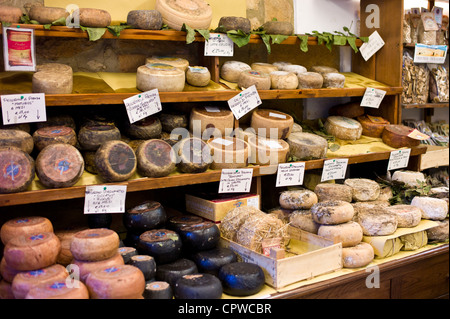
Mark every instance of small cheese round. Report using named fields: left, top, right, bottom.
left=0, top=5, right=23, bottom=23
left=218, top=262, right=265, bottom=297
left=238, top=70, right=271, bottom=90
left=261, top=20, right=293, bottom=35
left=391, top=170, right=426, bottom=188
left=325, top=116, right=363, bottom=141
left=355, top=208, right=398, bottom=236
left=314, top=183, right=353, bottom=202
left=186, top=66, right=211, bottom=87
left=0, top=146, right=35, bottom=194
left=145, top=56, right=189, bottom=72
left=1, top=217, right=53, bottom=246
left=178, top=222, right=220, bottom=253
left=118, top=247, right=137, bottom=264
left=129, top=255, right=156, bottom=281
left=126, top=10, right=163, bottom=30
left=356, top=115, right=390, bottom=138
left=33, top=126, right=77, bottom=152
left=218, top=16, right=251, bottom=33
left=137, top=63, right=185, bottom=92
left=410, top=196, right=448, bottom=221
left=344, top=178, right=381, bottom=202
left=286, top=132, right=328, bottom=160
left=136, top=139, right=176, bottom=178
left=28, top=6, right=68, bottom=24
left=297, top=72, right=323, bottom=89
left=189, top=106, right=234, bottom=139
left=311, top=200, right=355, bottom=225
left=25, top=279, right=89, bottom=299
left=124, top=116, right=162, bottom=140
left=382, top=125, right=421, bottom=149
left=279, top=64, right=307, bottom=76
left=220, top=61, right=251, bottom=83
left=317, top=221, right=363, bottom=247
left=144, top=281, right=173, bottom=299
left=342, top=242, right=374, bottom=268
left=155, top=0, right=213, bottom=31
left=73, top=253, right=125, bottom=282
left=191, top=247, right=237, bottom=276
left=32, top=67, right=73, bottom=94
left=123, top=200, right=167, bottom=233
left=251, top=109, right=294, bottom=139
left=323, top=73, right=345, bottom=88
left=387, top=205, right=422, bottom=228
left=176, top=137, right=212, bottom=173
left=289, top=210, right=320, bottom=234
left=78, top=124, right=121, bottom=151
left=70, top=228, right=120, bottom=262
left=174, top=273, right=223, bottom=299
left=155, top=258, right=198, bottom=286
left=251, top=62, right=278, bottom=74
left=247, top=136, right=289, bottom=165
left=78, top=8, right=111, bottom=28
left=270, top=71, right=299, bottom=90
left=310, top=66, right=339, bottom=76
left=279, top=189, right=318, bottom=210
left=94, top=140, right=137, bottom=182
left=207, top=137, right=249, bottom=170
left=426, top=219, right=449, bottom=242
left=138, top=229, right=183, bottom=264
left=0, top=129, right=34, bottom=154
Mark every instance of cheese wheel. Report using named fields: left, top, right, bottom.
left=0, top=258, right=24, bottom=283
left=0, top=5, right=23, bottom=23
left=167, top=215, right=204, bottom=232
left=310, top=66, right=339, bottom=76
left=70, top=228, right=120, bottom=262
left=72, top=252, right=124, bottom=282
left=25, top=279, right=89, bottom=299
left=129, top=255, right=156, bottom=281
left=159, top=113, right=188, bottom=132
left=311, top=200, right=355, bottom=225
left=322, top=73, right=345, bottom=88
left=145, top=56, right=190, bottom=72
left=218, top=262, right=265, bottom=296
left=78, top=8, right=111, bottom=28
left=342, top=242, right=374, bottom=268
left=4, top=232, right=61, bottom=271
left=137, top=63, right=185, bottom=92
left=251, top=109, right=294, bottom=139
left=178, top=221, right=220, bottom=252
left=174, top=273, right=223, bottom=299
left=36, top=63, right=73, bottom=75
left=191, top=247, right=237, bottom=276
left=136, top=139, right=176, bottom=178
left=261, top=20, right=294, bottom=35
left=356, top=115, right=390, bottom=138
left=314, top=183, right=353, bottom=202
left=118, top=247, right=137, bottom=264
left=155, top=0, right=213, bottom=31
left=124, top=117, right=162, bottom=140
left=355, top=208, right=398, bottom=236
left=55, top=228, right=86, bottom=267
left=186, top=66, right=211, bottom=87
left=247, top=136, right=289, bottom=165
left=85, top=265, right=145, bottom=299
left=11, top=264, right=68, bottom=299
left=126, top=10, right=163, bottom=30
left=325, top=116, right=363, bottom=141
left=297, top=72, right=323, bottom=89
left=382, top=125, right=421, bottom=149
left=0, top=123, right=31, bottom=134
left=0, top=129, right=34, bottom=154
left=235, top=125, right=257, bottom=143
left=28, top=6, right=68, bottom=24
left=82, top=151, right=97, bottom=174
left=292, top=122, right=302, bottom=133
left=138, top=229, right=182, bottom=264
left=78, top=124, right=121, bottom=151
left=155, top=258, right=198, bottom=286
left=33, top=126, right=77, bottom=152
left=289, top=210, right=320, bottom=234
left=32, top=69, right=73, bottom=94
left=189, top=106, right=234, bottom=139
left=0, top=146, right=35, bottom=194
left=391, top=170, right=426, bottom=188
left=329, top=101, right=365, bottom=119
left=95, top=140, right=137, bottom=182
left=220, top=61, right=251, bottom=83
left=238, top=70, right=271, bottom=90
left=176, top=137, right=212, bottom=173
left=144, top=281, right=173, bottom=299
left=0, top=279, right=14, bottom=299
left=317, top=221, right=363, bottom=247
left=410, top=196, right=448, bottom=221
left=272, top=61, right=292, bottom=69
left=123, top=200, right=167, bottom=233
left=344, top=178, right=381, bottom=202
left=251, top=62, right=278, bottom=74
left=207, top=137, right=249, bottom=170
left=286, top=132, right=328, bottom=160
left=218, top=16, right=251, bottom=33
left=35, top=144, right=84, bottom=189
left=1, top=216, right=53, bottom=246
left=279, top=64, right=307, bottom=76
left=378, top=186, right=393, bottom=202
left=279, top=189, right=318, bottom=210
left=387, top=205, right=422, bottom=228
left=270, top=71, right=299, bottom=90
left=426, top=219, right=449, bottom=242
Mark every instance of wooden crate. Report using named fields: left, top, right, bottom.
left=219, top=225, right=342, bottom=289
left=419, top=145, right=449, bottom=171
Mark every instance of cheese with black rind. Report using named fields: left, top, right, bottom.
left=129, top=255, right=156, bottom=281
left=410, top=196, right=448, bottom=221
left=145, top=56, right=190, bottom=72
left=317, top=221, right=363, bottom=247
left=155, top=0, right=213, bottom=31
left=118, top=247, right=137, bottom=264
left=167, top=215, right=204, bottom=233
left=426, top=218, right=449, bottom=242
left=127, top=10, right=163, bottom=30
left=0, top=123, right=31, bottom=134
left=311, top=200, right=355, bottom=225
left=386, top=205, right=422, bottom=228
left=0, top=129, right=34, bottom=154
left=190, top=106, right=234, bottom=140
left=124, top=116, right=162, bottom=140
left=391, top=170, right=426, bottom=188
left=310, top=66, right=339, bottom=76
left=33, top=126, right=77, bottom=152
left=32, top=69, right=73, bottom=94
left=344, top=178, right=381, bottom=202
left=159, top=113, right=188, bottom=132
left=270, top=71, right=299, bottom=90
left=0, top=5, right=23, bottom=23
left=289, top=210, right=320, bottom=234
left=251, top=109, right=294, bottom=139
left=174, top=273, right=223, bottom=299
left=82, top=151, right=97, bottom=174
left=342, top=242, right=374, bottom=268
left=155, top=258, right=198, bottom=286
left=72, top=252, right=125, bottom=282
left=143, top=281, right=173, bottom=299
left=28, top=6, right=68, bottom=24
left=137, top=139, right=176, bottom=177
left=286, top=132, right=328, bottom=161
left=78, top=8, right=111, bottom=28
left=251, top=62, right=278, bottom=74
left=1, top=216, right=53, bottom=246
left=297, top=72, right=323, bottom=89
left=35, top=114, right=76, bottom=131
left=382, top=124, right=421, bottom=149
left=178, top=221, right=220, bottom=252
left=87, top=213, right=112, bottom=229
left=176, top=137, right=212, bottom=173
left=247, top=136, right=289, bottom=166
left=314, top=183, right=353, bottom=203
left=329, top=102, right=365, bottom=119
left=355, top=207, right=398, bottom=236
left=138, top=229, right=182, bottom=264
left=4, top=232, right=61, bottom=271
left=238, top=70, right=271, bottom=90
left=95, top=140, right=137, bottom=182
left=218, top=262, right=265, bottom=296
left=191, top=247, right=237, bottom=276
left=186, top=66, right=211, bottom=87
left=123, top=200, right=167, bottom=233
left=137, top=63, right=185, bottom=92
left=70, top=228, right=120, bottom=262
left=324, top=116, right=363, bottom=141
left=25, top=279, right=89, bottom=299
left=322, top=73, right=345, bottom=88
left=78, top=124, right=121, bottom=151
left=0, top=146, right=34, bottom=194
left=356, top=115, right=390, bottom=138
left=218, top=16, right=251, bottom=33
left=279, top=189, right=318, bottom=210
left=207, top=137, right=249, bottom=170
left=220, top=61, right=251, bottom=83
left=261, top=20, right=294, bottom=35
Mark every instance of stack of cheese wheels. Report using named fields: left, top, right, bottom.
left=207, top=137, right=249, bottom=170
left=382, top=124, right=421, bottom=148
left=137, top=63, right=185, bottom=92
left=54, top=227, right=87, bottom=267
left=270, top=71, right=299, bottom=90
left=25, top=279, right=89, bottom=299
left=189, top=106, right=234, bottom=140
left=286, top=132, right=328, bottom=161
left=0, top=146, right=35, bottom=194
left=32, top=63, right=73, bottom=94
left=78, top=8, right=111, bottom=28
left=186, top=66, right=211, bottom=87
left=94, top=140, right=137, bottom=182
left=124, top=116, right=162, bottom=140
left=220, top=61, right=251, bottom=83
left=251, top=62, right=278, bottom=74
left=28, top=6, right=68, bottom=24
left=391, top=170, right=426, bottom=188
left=411, top=196, right=448, bottom=221
left=155, top=0, right=213, bottom=31
left=78, top=124, right=121, bottom=152
left=250, top=109, right=294, bottom=140
left=136, top=139, right=176, bottom=178
left=0, top=129, right=34, bottom=154
left=324, top=116, right=363, bottom=141
left=352, top=202, right=398, bottom=236
left=356, top=115, right=390, bottom=138
left=238, top=70, right=271, bottom=90
left=1, top=216, right=54, bottom=246
left=33, top=126, right=77, bottom=152
left=145, top=56, right=190, bottom=72
left=344, top=178, right=381, bottom=202
left=247, top=136, right=289, bottom=165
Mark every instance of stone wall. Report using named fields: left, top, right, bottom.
left=247, top=0, right=294, bottom=30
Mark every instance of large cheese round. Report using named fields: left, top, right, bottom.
left=411, top=196, right=448, bottom=221
left=310, top=66, right=339, bottom=76
left=126, top=10, right=163, bottom=30
left=186, top=66, right=211, bottom=87
left=191, top=247, right=237, bottom=276
left=286, top=132, right=328, bottom=160
left=25, top=279, right=89, bottom=299
left=322, top=73, right=345, bottom=88
left=145, top=56, right=190, bottom=72
left=35, top=144, right=84, bottom=189
left=218, top=262, right=265, bottom=296
left=279, top=64, right=307, bottom=76
left=28, top=6, right=68, bottom=24
left=356, top=115, right=390, bottom=138
left=325, top=116, right=363, bottom=141
left=167, top=215, right=204, bottom=232
left=72, top=252, right=125, bottom=282
left=344, top=178, right=381, bottom=202
left=178, top=221, right=220, bottom=252
left=55, top=227, right=87, bottom=267
left=32, top=64, right=73, bottom=94
left=382, top=125, right=421, bottom=149
left=251, top=62, right=278, bottom=74
left=207, top=137, right=249, bottom=170
left=218, top=16, right=251, bottom=33
left=138, top=229, right=182, bottom=264
left=1, top=216, right=53, bottom=246
left=297, top=72, right=323, bottom=89
left=0, top=5, right=23, bottom=23
left=391, top=170, right=426, bottom=188
left=247, top=136, right=289, bottom=166
left=174, top=273, right=223, bottom=299
left=78, top=8, right=111, bottom=28
left=78, top=124, right=121, bottom=151
left=220, top=61, right=251, bottom=83
left=124, top=116, right=162, bottom=140
left=238, top=70, right=271, bottom=90
left=387, top=205, right=422, bottom=228
left=33, top=126, right=77, bottom=152
left=189, top=106, right=234, bottom=139
left=355, top=208, right=398, bottom=236
left=123, top=200, right=167, bottom=233
left=270, top=71, right=299, bottom=90
left=251, top=109, right=293, bottom=139
left=317, top=221, right=363, bottom=247
left=314, top=183, right=353, bottom=202
left=426, top=219, right=449, bottom=242
left=0, top=129, right=34, bottom=154
left=95, top=140, right=137, bottom=182
left=176, top=137, right=212, bottom=173
left=311, top=200, right=355, bottom=225
left=70, top=228, right=120, bottom=262
left=279, top=189, right=318, bottom=210
left=342, top=242, right=374, bottom=268
left=0, top=146, right=35, bottom=194
left=137, top=63, right=185, bottom=92
left=136, top=139, right=176, bottom=178
left=159, top=112, right=188, bottom=132
left=4, top=232, right=61, bottom=271
left=289, top=210, right=320, bottom=234
left=155, top=0, right=213, bottom=31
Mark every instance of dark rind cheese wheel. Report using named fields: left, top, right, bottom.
left=191, top=247, right=237, bottom=276
left=87, top=213, right=112, bottom=229
left=70, top=228, right=120, bottom=262
left=155, top=258, right=198, bottom=287
left=78, top=8, right=112, bottom=28
left=25, top=279, right=89, bottom=299
left=143, top=281, right=173, bottom=299
left=0, top=147, right=35, bottom=194
left=136, top=139, right=176, bottom=178
left=33, top=126, right=77, bottom=152
left=177, top=137, right=212, bottom=173
left=329, top=102, right=365, bottom=118
left=1, top=216, right=53, bottom=246
left=138, top=229, right=182, bottom=264
left=118, top=247, right=137, bottom=264
left=178, top=222, right=220, bottom=252
left=218, top=16, right=252, bottom=33
left=174, top=273, right=222, bottom=299
left=0, top=123, right=31, bottom=134
left=124, top=117, right=162, bottom=140
left=159, top=113, right=188, bottom=132
left=82, top=151, right=97, bottom=174
left=4, top=232, right=61, bottom=271
left=129, top=255, right=156, bottom=281
left=0, top=129, right=34, bottom=154
left=382, top=125, right=421, bottom=149
left=357, top=115, right=390, bottom=138
left=35, top=114, right=76, bottom=131
left=127, top=10, right=163, bottom=30
left=123, top=200, right=167, bottom=233
left=0, top=5, right=23, bottom=23
left=95, top=140, right=137, bottom=182
left=28, top=6, right=69, bottom=24
left=78, top=124, right=121, bottom=151
left=35, top=144, right=84, bottom=189
left=167, top=215, right=204, bottom=233
left=72, top=252, right=125, bottom=282
left=218, top=262, right=265, bottom=296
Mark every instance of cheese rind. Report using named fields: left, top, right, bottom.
left=355, top=207, right=398, bottom=236
left=310, top=66, right=339, bottom=76
left=279, top=64, right=307, bottom=76
left=218, top=16, right=251, bottom=33
left=250, top=109, right=294, bottom=139
left=220, top=61, right=251, bottom=83
left=317, top=221, right=363, bottom=247
left=410, top=196, right=448, bottom=221
left=25, top=279, right=89, bottom=299
left=344, top=178, right=381, bottom=202
left=311, top=200, right=355, bottom=225
left=261, top=20, right=293, bottom=35
left=247, top=136, right=289, bottom=166
left=145, top=56, right=190, bottom=72
left=70, top=228, right=120, bottom=262
left=356, top=115, right=390, bottom=138
left=297, top=72, right=323, bottom=89
left=78, top=8, right=111, bottom=28
left=137, top=63, right=185, bottom=92
left=342, top=242, right=374, bottom=268
left=279, top=189, right=318, bottom=210
left=176, top=137, right=212, bottom=173
left=387, top=205, right=422, bottom=228
left=238, top=70, right=271, bottom=90
left=33, top=126, right=77, bottom=152
left=1, top=216, right=53, bottom=246
left=207, top=137, right=249, bottom=170
left=391, top=170, right=426, bottom=188
left=289, top=210, right=320, bottom=234
left=286, top=132, right=328, bottom=160
left=314, top=183, right=353, bottom=202
left=155, top=0, right=213, bottom=31
left=270, top=71, right=299, bottom=90
left=32, top=64, right=73, bottom=94
left=78, top=124, right=121, bottom=151
left=324, top=116, right=363, bottom=141
left=0, top=5, right=23, bottom=23
left=189, top=106, right=234, bottom=140
left=0, top=146, right=35, bottom=194
left=127, top=10, right=163, bottom=30
left=136, top=139, right=176, bottom=178
left=73, top=253, right=125, bottom=282
left=94, top=140, right=137, bottom=182
left=124, top=117, right=162, bottom=140
left=322, top=73, right=345, bottom=88
left=28, top=6, right=68, bottom=24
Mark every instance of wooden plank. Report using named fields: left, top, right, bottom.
left=402, top=103, right=449, bottom=109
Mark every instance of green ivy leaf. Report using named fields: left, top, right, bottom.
left=80, top=26, right=107, bottom=42
left=1, top=21, right=12, bottom=27
left=260, top=33, right=272, bottom=54
left=333, top=35, right=347, bottom=46
left=181, top=23, right=196, bottom=44
left=196, top=29, right=210, bottom=41
left=226, top=30, right=251, bottom=47
left=297, top=35, right=309, bottom=52
left=107, top=24, right=132, bottom=37
left=347, top=37, right=358, bottom=53
left=270, top=34, right=289, bottom=44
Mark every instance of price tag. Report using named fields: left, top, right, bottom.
left=84, top=185, right=127, bottom=214
left=276, top=162, right=306, bottom=187
left=387, top=149, right=411, bottom=171
left=227, top=85, right=262, bottom=120
left=321, top=159, right=348, bottom=182
left=219, top=168, right=253, bottom=193
left=1, top=93, right=46, bottom=125
left=123, top=89, right=162, bottom=124
left=359, top=31, right=385, bottom=61
left=360, top=87, right=386, bottom=108
left=204, top=33, right=234, bottom=57
left=407, top=129, right=430, bottom=141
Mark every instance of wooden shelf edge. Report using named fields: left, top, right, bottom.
left=402, top=102, right=449, bottom=109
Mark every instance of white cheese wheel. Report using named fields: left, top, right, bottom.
left=279, top=189, right=318, bottom=210
left=286, top=132, right=328, bottom=160
left=145, top=56, right=189, bottom=72
left=314, top=183, right=353, bottom=202
left=186, top=66, right=211, bottom=87
left=176, top=137, right=212, bottom=173
left=78, top=8, right=111, bottom=28
left=28, top=6, right=68, bottom=24
left=25, top=279, right=89, bottom=299
left=310, top=66, right=339, bottom=76
left=344, top=178, right=381, bottom=202
left=272, top=61, right=292, bottom=69
left=289, top=210, right=320, bottom=234
left=155, top=0, right=213, bottom=31
left=323, top=73, right=345, bottom=88
left=36, top=63, right=73, bottom=75
left=136, top=139, right=176, bottom=178
left=0, top=129, right=34, bottom=154
left=378, top=186, right=393, bottom=202
left=247, top=136, right=289, bottom=166
left=279, top=64, right=307, bottom=76
left=387, top=205, right=422, bottom=228
left=391, top=170, right=426, bottom=188
left=355, top=208, right=398, bottom=236
left=238, top=70, right=271, bottom=90
left=70, top=228, right=120, bottom=262
left=32, top=65, right=73, bottom=94
left=137, top=63, right=185, bottom=92
left=317, top=221, right=363, bottom=247
left=342, top=242, right=374, bottom=268
left=189, top=106, right=234, bottom=140
left=1, top=216, right=53, bottom=246
left=72, top=253, right=125, bottom=282
left=311, top=200, right=355, bottom=225
left=270, top=71, right=299, bottom=90
left=251, top=62, right=278, bottom=74
left=325, top=116, right=363, bottom=141
left=297, top=72, right=323, bottom=89
left=250, top=109, right=294, bottom=139
left=220, top=61, right=251, bottom=83
left=207, top=137, right=249, bottom=170
left=410, top=196, right=448, bottom=221
left=426, top=218, right=449, bottom=242
left=33, top=126, right=77, bottom=152
left=94, top=140, right=137, bottom=183
left=0, top=146, right=35, bottom=194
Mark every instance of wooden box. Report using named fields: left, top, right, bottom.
left=219, top=225, right=343, bottom=289
left=419, top=145, right=449, bottom=171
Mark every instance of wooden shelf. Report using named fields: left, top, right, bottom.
left=402, top=102, right=449, bottom=109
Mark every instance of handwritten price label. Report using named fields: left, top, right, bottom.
left=387, top=149, right=411, bottom=171
left=204, top=33, right=234, bottom=56
left=219, top=168, right=253, bottom=193
left=360, top=87, right=386, bottom=109
left=276, top=162, right=306, bottom=187
left=123, top=89, right=162, bottom=124
left=84, top=185, right=127, bottom=214
left=227, top=85, right=262, bottom=120
left=321, top=159, right=348, bottom=182
left=1, top=93, right=46, bottom=125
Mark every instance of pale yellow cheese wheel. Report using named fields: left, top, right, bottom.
left=250, top=109, right=294, bottom=139
left=247, top=136, right=289, bottom=166
left=318, top=221, right=363, bottom=247
left=189, top=106, right=234, bottom=140
left=145, top=56, right=190, bottom=72
left=220, top=61, right=251, bottom=83
left=186, top=66, right=211, bottom=87
left=238, top=70, right=271, bottom=90
left=251, top=62, right=278, bottom=74
left=136, top=63, right=185, bottom=92
left=270, top=71, right=299, bottom=90
left=342, top=242, right=374, bottom=268
left=155, top=0, right=213, bottom=31
left=207, top=137, right=249, bottom=170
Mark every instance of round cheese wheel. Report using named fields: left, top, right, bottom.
left=85, top=264, right=145, bottom=299
left=35, top=144, right=84, bottom=189
left=218, top=16, right=251, bottom=33
left=310, top=66, right=339, bottom=76
left=159, top=112, right=188, bottom=132
left=0, top=146, right=34, bottom=194
left=11, top=264, right=68, bottom=299
left=126, top=10, right=163, bottom=30
left=251, top=109, right=294, bottom=139
left=55, top=227, right=88, bottom=267
left=317, top=221, right=363, bottom=247
left=186, top=66, right=211, bottom=87
left=78, top=124, right=121, bottom=151
left=167, top=215, right=204, bottom=232
left=155, top=0, right=213, bottom=31
left=82, top=151, right=97, bottom=174
left=136, top=139, right=176, bottom=178
left=207, top=137, right=249, bottom=170
left=426, top=218, right=449, bottom=242
left=323, top=73, right=345, bottom=88
left=279, top=189, right=318, bottom=210
left=174, top=273, right=223, bottom=299
left=344, top=178, right=381, bottom=202
left=124, top=116, right=162, bottom=140
left=411, top=196, right=448, bottom=221
left=0, top=279, right=14, bottom=299
left=238, top=70, right=271, bottom=90
left=191, top=247, right=237, bottom=276
left=220, top=61, right=251, bottom=83
left=272, top=61, right=292, bottom=69
left=314, top=183, right=353, bottom=202
left=391, top=170, right=426, bottom=188
left=289, top=210, right=320, bottom=234
left=28, top=6, right=68, bottom=24
left=286, top=132, right=328, bottom=160
left=145, top=56, right=190, bottom=72
left=70, top=228, right=120, bottom=262
left=32, top=69, right=73, bottom=94
left=342, top=242, right=374, bottom=268
left=78, top=8, right=111, bottom=28
left=36, top=63, right=73, bottom=75
left=356, top=115, right=390, bottom=138
left=325, top=116, right=363, bottom=141
left=95, top=140, right=137, bottom=182
left=382, top=125, right=421, bottom=149
left=143, top=281, right=173, bottom=299
left=247, top=136, right=289, bottom=165
left=355, top=207, right=398, bottom=236
left=0, top=5, right=23, bottom=23
left=235, top=125, right=257, bottom=143
left=0, top=129, right=34, bottom=154
left=311, top=200, right=355, bottom=225
left=1, top=216, right=53, bottom=246
left=189, top=106, right=234, bottom=139
left=129, top=255, right=156, bottom=281
left=138, top=229, right=182, bottom=264
left=33, top=126, right=77, bottom=152
left=176, top=137, right=212, bottom=173
left=261, top=20, right=293, bottom=35
left=279, top=64, right=307, bottom=76
left=123, top=200, right=167, bottom=233
left=73, top=252, right=125, bottom=282
left=0, top=123, right=31, bottom=134
left=270, top=71, right=299, bottom=90
left=1, top=257, right=25, bottom=283
left=297, top=72, right=323, bottom=89
left=378, top=186, right=393, bottom=202
left=118, top=247, right=137, bottom=264
left=137, top=63, right=185, bottom=92
left=25, top=279, right=89, bottom=299
left=387, top=205, right=422, bottom=228
left=218, top=262, right=265, bottom=296
left=178, top=221, right=220, bottom=252
left=155, top=258, right=198, bottom=286
left=329, top=101, right=365, bottom=119
left=4, top=232, right=61, bottom=271
left=251, top=62, right=278, bottom=74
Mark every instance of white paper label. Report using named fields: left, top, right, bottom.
left=84, top=185, right=127, bottom=214
left=1, top=93, right=46, bottom=125
left=260, top=139, right=283, bottom=149
left=213, top=138, right=234, bottom=146
left=414, top=44, right=448, bottom=64
left=276, top=162, right=306, bottom=187
left=360, top=87, right=386, bottom=108
left=269, top=112, right=286, bottom=119
left=359, top=31, right=385, bottom=61
left=227, top=85, right=262, bottom=120
left=219, top=168, right=253, bottom=193
left=407, top=129, right=431, bottom=141
left=388, top=149, right=411, bottom=171
left=321, top=159, right=349, bottom=182
left=204, top=33, right=234, bottom=57
left=2, top=27, right=36, bottom=72
left=123, top=89, right=162, bottom=124
left=204, top=106, right=221, bottom=112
